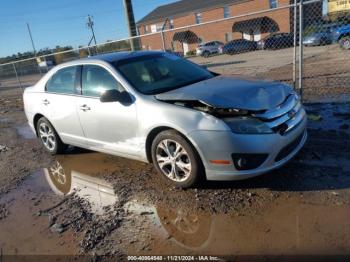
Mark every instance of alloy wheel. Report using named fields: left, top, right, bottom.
left=39, top=122, right=56, bottom=151
left=49, top=161, right=66, bottom=185
left=156, top=139, right=192, bottom=182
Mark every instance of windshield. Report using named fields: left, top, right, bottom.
left=113, top=53, right=214, bottom=95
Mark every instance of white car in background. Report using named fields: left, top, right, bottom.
left=196, top=41, right=224, bottom=57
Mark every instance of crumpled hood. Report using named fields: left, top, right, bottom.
left=155, top=75, right=293, bottom=111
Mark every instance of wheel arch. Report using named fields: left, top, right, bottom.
left=145, top=126, right=206, bottom=170
left=33, top=113, right=45, bottom=137
left=338, top=32, right=350, bottom=41
left=33, top=113, right=60, bottom=139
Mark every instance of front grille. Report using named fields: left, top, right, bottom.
left=275, top=132, right=304, bottom=162
left=254, top=94, right=305, bottom=135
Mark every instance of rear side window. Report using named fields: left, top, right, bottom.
left=82, top=65, right=123, bottom=97
left=46, top=66, right=77, bottom=94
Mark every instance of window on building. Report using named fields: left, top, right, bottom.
left=144, top=25, right=149, bottom=34
left=151, top=24, right=163, bottom=32
left=224, top=6, right=230, bottom=18
left=169, top=19, right=174, bottom=29
left=195, top=13, right=202, bottom=24
left=151, top=24, right=157, bottom=33
left=269, top=0, right=278, bottom=9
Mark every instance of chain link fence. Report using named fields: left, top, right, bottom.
left=1, top=0, right=349, bottom=103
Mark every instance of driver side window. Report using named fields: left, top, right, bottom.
left=82, top=65, right=124, bottom=97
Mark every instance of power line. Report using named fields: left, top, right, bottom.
left=86, top=15, right=97, bottom=46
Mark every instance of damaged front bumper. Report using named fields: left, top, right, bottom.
left=188, top=115, right=307, bottom=181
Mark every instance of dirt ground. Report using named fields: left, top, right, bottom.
left=1, top=85, right=350, bottom=260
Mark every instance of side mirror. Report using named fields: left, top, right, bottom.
left=100, top=89, right=132, bottom=104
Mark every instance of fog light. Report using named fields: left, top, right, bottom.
left=231, top=153, right=268, bottom=171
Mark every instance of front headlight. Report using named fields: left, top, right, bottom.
left=224, top=117, right=273, bottom=134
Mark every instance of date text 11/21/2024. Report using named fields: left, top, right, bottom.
left=127, top=255, right=221, bottom=261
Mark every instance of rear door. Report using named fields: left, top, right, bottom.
left=42, top=65, right=86, bottom=146
left=76, top=64, right=139, bottom=157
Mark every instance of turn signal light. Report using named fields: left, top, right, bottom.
left=210, top=160, right=231, bottom=165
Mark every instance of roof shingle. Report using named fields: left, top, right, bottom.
left=137, top=0, right=245, bottom=25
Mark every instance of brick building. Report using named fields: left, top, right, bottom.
left=136, top=0, right=322, bottom=54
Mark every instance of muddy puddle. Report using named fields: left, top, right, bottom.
left=0, top=170, right=79, bottom=255
left=15, top=124, right=36, bottom=139
left=306, top=102, right=350, bottom=132
left=1, top=151, right=350, bottom=256
left=130, top=199, right=350, bottom=256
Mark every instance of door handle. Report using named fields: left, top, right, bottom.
left=42, top=99, right=50, bottom=105
left=80, top=105, right=91, bottom=111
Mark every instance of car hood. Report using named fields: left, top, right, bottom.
left=155, top=76, right=293, bottom=111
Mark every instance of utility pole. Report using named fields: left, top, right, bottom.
left=123, top=0, right=139, bottom=51
left=161, top=18, right=170, bottom=51
left=26, top=22, right=37, bottom=56
left=26, top=22, right=42, bottom=74
left=86, top=15, right=97, bottom=46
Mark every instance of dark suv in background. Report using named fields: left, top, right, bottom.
left=220, top=39, right=257, bottom=55
left=257, top=33, right=294, bottom=50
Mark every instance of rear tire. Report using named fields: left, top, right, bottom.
left=151, top=130, right=203, bottom=188
left=36, top=117, right=67, bottom=155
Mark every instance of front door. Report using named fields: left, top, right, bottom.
left=76, top=65, right=139, bottom=157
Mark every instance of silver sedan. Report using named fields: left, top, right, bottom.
left=23, top=51, right=307, bottom=188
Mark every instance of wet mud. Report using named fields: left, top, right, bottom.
left=0, top=94, right=350, bottom=258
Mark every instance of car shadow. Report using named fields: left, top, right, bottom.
left=200, top=60, right=246, bottom=68
left=65, top=146, right=94, bottom=155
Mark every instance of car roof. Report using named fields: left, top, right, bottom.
left=86, top=50, right=163, bottom=62
left=58, top=51, right=164, bottom=68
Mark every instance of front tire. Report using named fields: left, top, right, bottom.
left=151, top=130, right=203, bottom=188
left=340, top=36, right=350, bottom=50
left=36, top=117, right=67, bottom=155
left=203, top=51, right=210, bottom=58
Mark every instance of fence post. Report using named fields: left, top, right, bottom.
left=298, top=0, right=304, bottom=100
left=12, top=63, right=23, bottom=92
left=161, top=18, right=169, bottom=51
left=161, top=31, right=166, bottom=51
left=293, top=0, right=297, bottom=89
